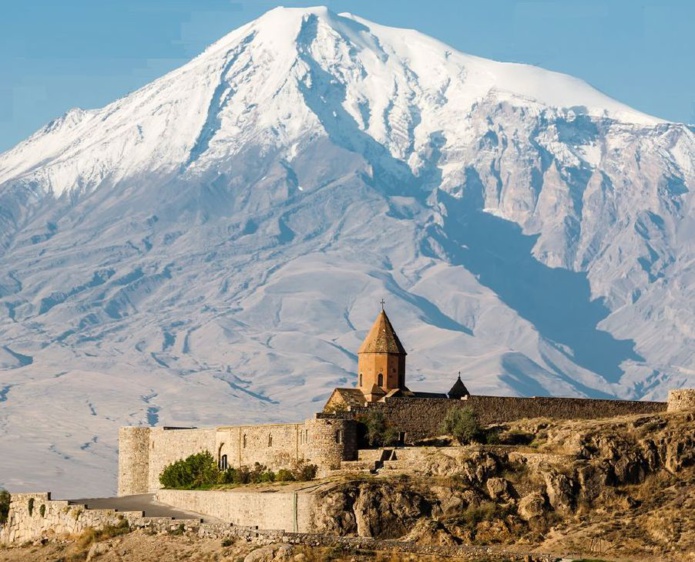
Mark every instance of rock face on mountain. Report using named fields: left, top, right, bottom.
left=0, top=6, right=693, bottom=496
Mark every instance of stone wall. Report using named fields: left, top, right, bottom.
left=156, top=489, right=316, bottom=533
left=216, top=423, right=306, bottom=472
left=119, top=393, right=666, bottom=495
left=215, top=419, right=357, bottom=477
left=119, top=419, right=358, bottom=495
left=0, top=493, right=201, bottom=545
left=304, top=418, right=357, bottom=475
left=146, top=427, right=217, bottom=493
left=345, top=395, right=667, bottom=443
left=0, top=491, right=556, bottom=559
left=118, top=427, right=150, bottom=496
left=667, top=389, right=695, bottom=412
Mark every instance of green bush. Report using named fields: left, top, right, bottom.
left=294, top=462, right=318, bottom=481
left=441, top=407, right=483, bottom=445
left=159, top=451, right=219, bottom=489
left=276, top=469, right=296, bottom=482
left=160, top=454, right=319, bottom=489
left=357, top=410, right=400, bottom=447
left=0, top=489, right=9, bottom=524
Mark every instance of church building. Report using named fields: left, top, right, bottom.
left=324, top=307, right=469, bottom=410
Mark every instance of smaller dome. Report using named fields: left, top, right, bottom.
left=448, top=374, right=470, bottom=399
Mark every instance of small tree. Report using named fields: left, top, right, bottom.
left=159, top=451, right=219, bottom=489
left=358, top=410, right=400, bottom=448
left=0, top=488, right=10, bottom=524
left=441, top=407, right=483, bottom=445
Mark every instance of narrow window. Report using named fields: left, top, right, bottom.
left=377, top=373, right=383, bottom=387
left=335, top=430, right=342, bottom=444
left=305, top=429, right=309, bottom=443
left=268, top=434, right=273, bottom=447
left=219, top=454, right=228, bottom=471
left=243, top=434, right=247, bottom=448
left=359, top=373, right=363, bottom=386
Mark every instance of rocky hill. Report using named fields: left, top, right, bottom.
left=0, top=6, right=693, bottom=497
left=304, top=409, right=695, bottom=559
left=3, top=409, right=695, bottom=561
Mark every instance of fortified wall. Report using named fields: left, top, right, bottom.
left=118, top=418, right=357, bottom=496
left=338, top=394, right=667, bottom=443
left=0, top=493, right=202, bottom=545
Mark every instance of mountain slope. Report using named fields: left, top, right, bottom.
left=0, top=6, right=693, bottom=497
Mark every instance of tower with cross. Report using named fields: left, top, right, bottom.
left=356, top=303, right=408, bottom=402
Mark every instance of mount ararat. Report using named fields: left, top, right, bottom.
left=0, top=7, right=693, bottom=496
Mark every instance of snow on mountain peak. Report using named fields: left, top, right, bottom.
left=0, top=6, right=664, bottom=196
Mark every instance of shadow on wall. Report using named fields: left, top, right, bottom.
left=429, top=180, right=642, bottom=387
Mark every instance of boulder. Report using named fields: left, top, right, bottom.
left=517, top=492, right=546, bottom=521
left=542, top=471, right=575, bottom=512
left=486, top=477, right=514, bottom=502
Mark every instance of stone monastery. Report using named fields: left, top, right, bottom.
left=119, top=308, right=670, bottom=496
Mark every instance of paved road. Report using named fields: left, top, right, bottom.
left=67, top=494, right=217, bottom=522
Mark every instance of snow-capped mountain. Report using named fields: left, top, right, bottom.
left=0, top=6, right=693, bottom=497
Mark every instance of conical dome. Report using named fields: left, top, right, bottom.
left=448, top=374, right=470, bottom=399
left=358, top=310, right=407, bottom=355
left=357, top=308, right=407, bottom=400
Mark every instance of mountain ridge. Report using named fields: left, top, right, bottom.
left=0, top=6, right=692, bottom=497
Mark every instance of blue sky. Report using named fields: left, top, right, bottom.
left=1, top=0, right=693, bottom=152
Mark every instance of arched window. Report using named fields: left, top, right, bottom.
left=243, top=434, right=247, bottom=448
left=305, top=429, right=309, bottom=443
left=359, top=373, right=363, bottom=386
left=268, top=434, right=273, bottom=447
left=219, top=454, right=228, bottom=471
left=377, top=373, right=383, bottom=386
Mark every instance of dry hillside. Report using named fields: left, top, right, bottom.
left=4, top=410, right=695, bottom=561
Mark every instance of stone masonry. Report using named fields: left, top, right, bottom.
left=0, top=493, right=201, bottom=545
left=118, top=418, right=357, bottom=496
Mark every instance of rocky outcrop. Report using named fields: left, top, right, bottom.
left=313, top=411, right=695, bottom=557
left=313, top=480, right=433, bottom=539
